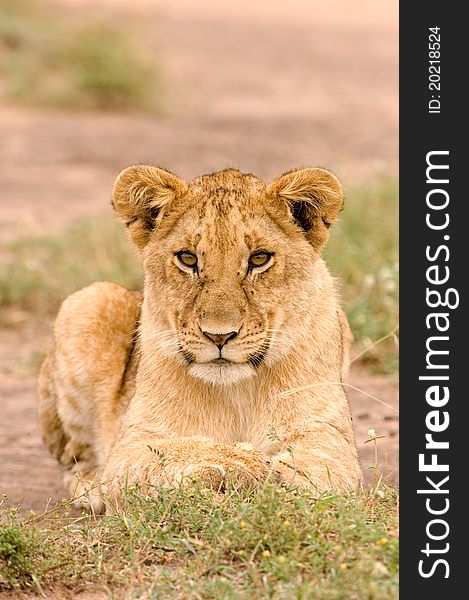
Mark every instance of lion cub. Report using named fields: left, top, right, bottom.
left=38, top=166, right=362, bottom=511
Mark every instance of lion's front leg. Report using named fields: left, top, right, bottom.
left=102, top=431, right=275, bottom=510
left=270, top=425, right=363, bottom=493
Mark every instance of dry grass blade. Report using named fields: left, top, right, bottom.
left=279, top=381, right=398, bottom=414
left=351, top=325, right=399, bottom=364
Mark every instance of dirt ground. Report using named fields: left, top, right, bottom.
left=0, top=0, right=398, bottom=514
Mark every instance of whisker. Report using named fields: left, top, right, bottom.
left=152, top=329, right=176, bottom=336
left=156, top=340, right=180, bottom=349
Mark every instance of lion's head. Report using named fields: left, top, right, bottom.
left=112, top=166, right=343, bottom=385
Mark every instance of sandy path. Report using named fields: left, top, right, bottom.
left=0, top=0, right=397, bottom=239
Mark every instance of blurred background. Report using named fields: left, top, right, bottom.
left=0, top=0, right=398, bottom=508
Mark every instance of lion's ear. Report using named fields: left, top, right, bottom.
left=112, top=165, right=187, bottom=251
left=267, top=167, right=343, bottom=249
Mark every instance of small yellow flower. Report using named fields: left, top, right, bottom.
left=283, top=519, right=291, bottom=528
left=262, top=550, right=271, bottom=558
left=339, top=563, right=348, bottom=571
left=379, top=537, right=388, bottom=546
left=278, top=555, right=286, bottom=564
left=239, top=521, right=246, bottom=529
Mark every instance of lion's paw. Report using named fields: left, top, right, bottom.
left=164, top=445, right=277, bottom=491
left=64, top=470, right=104, bottom=513
left=102, top=441, right=276, bottom=511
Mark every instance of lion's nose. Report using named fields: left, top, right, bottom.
left=202, top=330, right=238, bottom=349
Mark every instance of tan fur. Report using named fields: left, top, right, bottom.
left=38, top=166, right=362, bottom=512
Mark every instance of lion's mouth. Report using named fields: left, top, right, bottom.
left=179, top=345, right=268, bottom=368
left=211, top=353, right=266, bottom=367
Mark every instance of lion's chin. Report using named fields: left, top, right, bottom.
left=188, top=362, right=256, bottom=386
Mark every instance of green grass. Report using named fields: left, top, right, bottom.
left=0, top=177, right=398, bottom=371
left=0, top=484, right=398, bottom=598
left=326, top=176, right=399, bottom=372
left=0, top=217, right=143, bottom=320
left=0, top=0, right=162, bottom=112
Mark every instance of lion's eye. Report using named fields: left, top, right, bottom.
left=176, top=251, right=198, bottom=269
left=248, top=252, right=273, bottom=269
